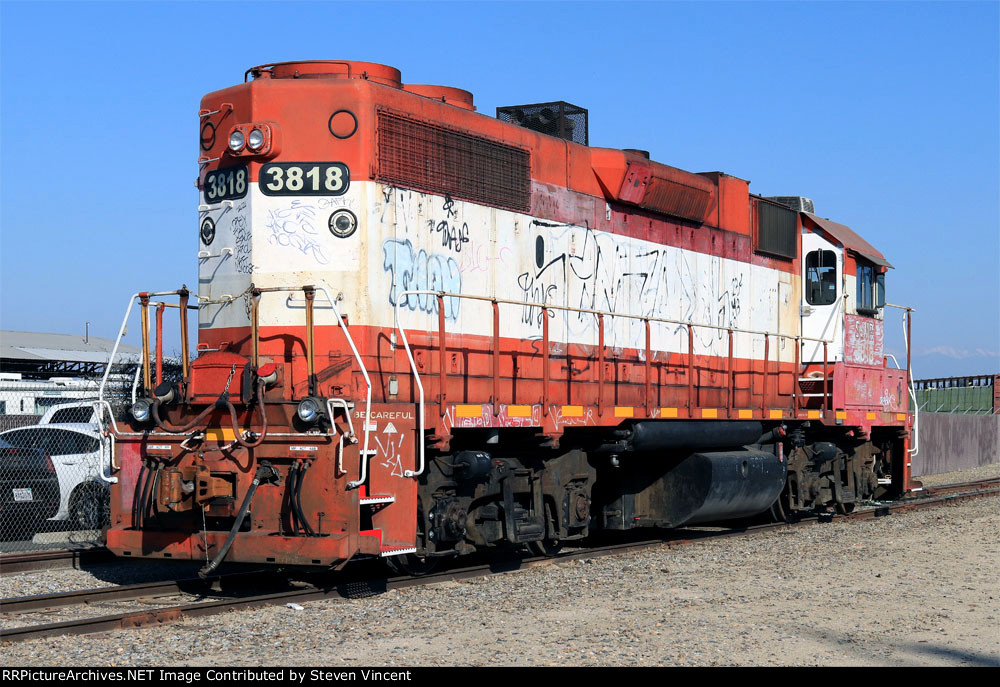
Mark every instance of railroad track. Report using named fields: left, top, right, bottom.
left=0, top=547, right=115, bottom=574
left=2, top=479, right=996, bottom=644
left=3, top=478, right=992, bottom=576
left=914, top=477, right=999, bottom=499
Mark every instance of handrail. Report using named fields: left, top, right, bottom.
left=98, top=286, right=371, bottom=481
left=100, top=289, right=200, bottom=407
left=395, top=289, right=836, bottom=479
left=400, top=291, right=834, bottom=344
left=885, top=303, right=918, bottom=456
left=394, top=295, right=426, bottom=479
left=253, top=285, right=373, bottom=489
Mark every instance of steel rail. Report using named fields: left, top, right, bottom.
left=0, top=548, right=115, bottom=575
left=2, top=481, right=995, bottom=645
left=0, top=569, right=280, bottom=614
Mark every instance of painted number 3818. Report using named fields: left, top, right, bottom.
left=204, top=165, right=248, bottom=202
left=260, top=162, right=350, bottom=196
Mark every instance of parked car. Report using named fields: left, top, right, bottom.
left=0, top=424, right=111, bottom=531
left=0, top=438, right=62, bottom=540
left=39, top=401, right=99, bottom=425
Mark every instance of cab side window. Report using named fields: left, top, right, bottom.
left=856, top=261, right=885, bottom=315
left=805, top=250, right=837, bottom=305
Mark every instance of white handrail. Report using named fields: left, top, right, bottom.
left=884, top=303, right=919, bottom=457
left=394, top=294, right=426, bottom=479
left=99, top=293, right=141, bottom=404
left=902, top=310, right=918, bottom=457
left=326, top=398, right=357, bottom=479
left=90, top=400, right=120, bottom=483
left=258, top=284, right=373, bottom=489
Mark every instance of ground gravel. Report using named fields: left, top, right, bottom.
left=918, top=462, right=999, bottom=487
left=2, top=466, right=997, bottom=667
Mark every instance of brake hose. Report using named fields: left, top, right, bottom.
left=134, top=462, right=151, bottom=528
left=287, top=462, right=300, bottom=534
left=154, top=375, right=268, bottom=448
left=198, top=461, right=277, bottom=579
left=226, top=383, right=269, bottom=448
left=294, top=460, right=317, bottom=536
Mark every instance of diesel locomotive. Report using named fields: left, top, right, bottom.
left=98, top=60, right=917, bottom=574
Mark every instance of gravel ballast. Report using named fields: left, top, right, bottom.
left=2, top=476, right=997, bottom=666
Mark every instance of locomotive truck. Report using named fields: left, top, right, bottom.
left=96, top=60, right=917, bottom=574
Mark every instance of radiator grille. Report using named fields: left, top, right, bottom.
left=755, top=200, right=797, bottom=259
left=377, top=111, right=530, bottom=213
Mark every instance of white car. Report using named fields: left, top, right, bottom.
left=39, top=402, right=99, bottom=425
left=0, top=423, right=112, bottom=530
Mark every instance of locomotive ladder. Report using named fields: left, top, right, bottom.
left=395, top=289, right=834, bottom=479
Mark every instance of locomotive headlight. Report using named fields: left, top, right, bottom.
left=296, top=397, right=324, bottom=424
left=131, top=398, right=152, bottom=423
left=247, top=128, right=265, bottom=150
left=328, top=209, right=357, bottom=238
left=228, top=130, right=245, bottom=152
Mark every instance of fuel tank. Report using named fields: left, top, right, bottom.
left=627, top=421, right=764, bottom=451
left=600, top=448, right=786, bottom=529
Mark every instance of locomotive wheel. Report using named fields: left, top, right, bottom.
left=528, top=539, right=564, bottom=557
left=386, top=553, right=439, bottom=576
left=769, top=489, right=794, bottom=523
left=835, top=501, right=856, bottom=515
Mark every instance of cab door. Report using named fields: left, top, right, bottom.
left=800, top=232, right=844, bottom=363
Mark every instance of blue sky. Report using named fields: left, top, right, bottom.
left=1, top=0, right=997, bottom=378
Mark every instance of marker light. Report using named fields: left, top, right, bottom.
left=329, top=210, right=357, bottom=238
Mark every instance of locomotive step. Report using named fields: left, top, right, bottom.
left=360, top=495, right=396, bottom=505
left=380, top=546, right=417, bottom=558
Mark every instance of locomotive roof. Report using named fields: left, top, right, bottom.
left=804, top=214, right=892, bottom=269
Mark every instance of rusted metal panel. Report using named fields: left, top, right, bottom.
left=360, top=403, right=418, bottom=552
left=843, top=365, right=907, bottom=412
left=844, top=314, right=884, bottom=366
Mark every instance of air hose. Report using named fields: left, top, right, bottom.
left=293, top=461, right=317, bottom=536
left=198, top=461, right=278, bottom=579
left=154, top=378, right=268, bottom=448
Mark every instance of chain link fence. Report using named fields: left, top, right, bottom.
left=0, top=361, right=155, bottom=553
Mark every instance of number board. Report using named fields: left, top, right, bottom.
left=203, top=165, right=249, bottom=202
left=260, top=162, right=350, bottom=196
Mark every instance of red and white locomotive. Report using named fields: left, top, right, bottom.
left=101, top=60, right=916, bottom=573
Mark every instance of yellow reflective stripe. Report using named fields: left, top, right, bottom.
left=456, top=405, right=481, bottom=418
